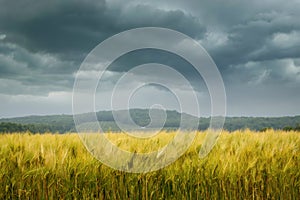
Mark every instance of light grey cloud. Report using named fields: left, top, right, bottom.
left=225, top=58, right=300, bottom=86
left=0, top=42, right=74, bottom=95
left=0, top=92, right=72, bottom=118
left=0, top=34, right=5, bottom=40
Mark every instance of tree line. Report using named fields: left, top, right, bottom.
left=0, top=122, right=72, bottom=133
left=0, top=121, right=300, bottom=134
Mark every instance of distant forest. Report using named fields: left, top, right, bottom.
left=0, top=109, right=300, bottom=133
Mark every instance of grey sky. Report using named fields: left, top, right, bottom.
left=0, top=0, right=300, bottom=117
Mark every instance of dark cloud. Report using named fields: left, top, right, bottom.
left=0, top=0, right=207, bottom=95
left=0, top=0, right=107, bottom=57
left=0, top=0, right=300, bottom=117
left=0, top=0, right=205, bottom=61
left=203, top=12, right=300, bottom=69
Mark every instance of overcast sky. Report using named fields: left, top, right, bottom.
left=0, top=0, right=300, bottom=118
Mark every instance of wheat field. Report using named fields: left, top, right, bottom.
left=0, top=130, right=299, bottom=199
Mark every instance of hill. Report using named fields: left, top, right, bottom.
left=0, top=109, right=300, bottom=133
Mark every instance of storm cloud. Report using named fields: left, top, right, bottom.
left=0, top=0, right=300, bottom=117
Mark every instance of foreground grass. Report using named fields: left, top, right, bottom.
left=0, top=130, right=299, bottom=199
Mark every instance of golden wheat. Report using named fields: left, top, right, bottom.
left=0, top=130, right=299, bottom=199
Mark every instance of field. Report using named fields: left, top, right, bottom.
left=0, top=130, right=299, bottom=199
